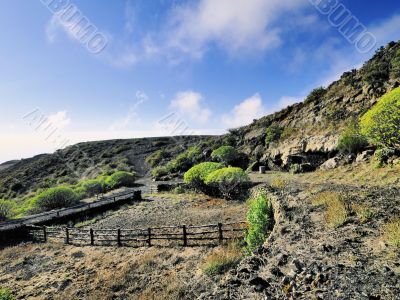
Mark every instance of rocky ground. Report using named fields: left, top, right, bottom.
left=207, top=174, right=400, bottom=299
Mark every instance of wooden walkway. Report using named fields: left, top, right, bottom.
left=28, top=222, right=247, bottom=247
left=0, top=190, right=141, bottom=232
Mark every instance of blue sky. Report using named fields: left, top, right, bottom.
left=0, top=0, right=400, bottom=163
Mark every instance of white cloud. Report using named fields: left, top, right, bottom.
left=164, top=0, right=306, bottom=59
left=169, top=91, right=211, bottom=123
left=47, top=111, right=71, bottom=129
left=222, top=93, right=266, bottom=128
left=369, top=14, right=400, bottom=46
left=278, top=96, right=302, bottom=107
left=109, top=91, right=149, bottom=131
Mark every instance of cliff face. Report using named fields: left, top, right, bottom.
left=229, top=41, right=400, bottom=169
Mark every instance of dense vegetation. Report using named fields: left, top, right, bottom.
left=360, top=87, right=400, bottom=149
left=204, top=167, right=250, bottom=200
left=210, top=146, right=238, bottom=165
left=337, top=121, right=368, bottom=154
left=245, top=190, right=273, bottom=253
left=183, top=162, right=224, bottom=192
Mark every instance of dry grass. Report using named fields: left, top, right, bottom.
left=383, top=218, right=400, bottom=248
left=311, top=191, right=348, bottom=229
left=351, top=204, right=377, bottom=223
left=143, top=192, right=209, bottom=201
left=270, top=177, right=287, bottom=189
left=201, top=241, right=243, bottom=276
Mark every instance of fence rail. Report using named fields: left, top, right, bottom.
left=27, top=222, right=247, bottom=247
left=0, top=190, right=141, bottom=232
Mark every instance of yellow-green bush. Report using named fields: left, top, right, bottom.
left=205, top=167, right=250, bottom=200
left=337, top=121, right=368, bottom=154
left=0, top=288, right=15, bottom=300
left=360, top=87, right=400, bottom=149
left=183, top=162, right=224, bottom=191
left=104, top=171, right=136, bottom=190
left=31, top=187, right=79, bottom=212
left=245, top=191, right=273, bottom=253
left=211, top=146, right=238, bottom=165
left=0, top=200, right=15, bottom=221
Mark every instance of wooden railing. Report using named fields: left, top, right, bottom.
left=27, top=222, right=247, bottom=247
left=0, top=190, right=141, bottom=232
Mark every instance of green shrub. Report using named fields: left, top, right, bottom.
left=245, top=192, right=273, bottom=253
left=363, top=59, right=390, bottom=86
left=265, top=124, right=284, bottom=146
left=391, top=49, right=400, bottom=79
left=211, top=146, right=238, bottom=165
left=360, top=87, right=400, bottom=149
left=204, top=167, right=250, bottom=200
left=337, top=122, right=368, bottom=154
left=151, top=166, right=169, bottom=178
left=32, top=187, right=79, bottom=212
left=184, top=162, right=224, bottom=191
left=78, top=179, right=105, bottom=197
left=0, top=200, right=15, bottom=221
left=374, top=148, right=397, bottom=167
left=304, top=87, right=327, bottom=103
left=105, top=171, right=136, bottom=190
left=145, top=150, right=169, bottom=167
left=0, top=288, right=15, bottom=300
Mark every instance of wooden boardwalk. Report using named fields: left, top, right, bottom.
left=0, top=190, right=141, bottom=232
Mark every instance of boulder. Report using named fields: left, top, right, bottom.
left=319, top=157, right=340, bottom=170
left=356, top=150, right=374, bottom=163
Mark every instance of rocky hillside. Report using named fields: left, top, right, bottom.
left=0, top=136, right=209, bottom=200
left=228, top=41, right=400, bottom=170
left=1, top=40, right=399, bottom=200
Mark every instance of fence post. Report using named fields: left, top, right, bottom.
left=113, top=197, right=116, bottom=203
left=90, top=228, right=94, bottom=246
left=218, top=223, right=223, bottom=244
left=43, top=226, right=47, bottom=243
left=117, top=229, right=122, bottom=247
left=65, top=228, right=70, bottom=245
left=147, top=228, right=152, bottom=247
left=182, top=225, right=188, bottom=247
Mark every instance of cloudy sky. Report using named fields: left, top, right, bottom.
left=0, top=0, right=399, bottom=163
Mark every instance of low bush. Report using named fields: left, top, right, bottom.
left=0, top=200, right=15, bottom=221
left=79, top=179, right=105, bottom=197
left=391, top=49, right=400, bottom=79
left=337, top=122, right=368, bottom=154
left=374, top=148, right=397, bottom=167
left=211, top=146, right=238, bottom=165
left=145, top=150, right=169, bottom=167
left=202, top=241, right=243, bottom=276
left=105, top=171, right=136, bottom=190
left=0, top=288, right=15, bottom=300
left=205, top=167, right=250, bottom=200
left=265, top=124, right=284, bottom=146
left=245, top=191, right=273, bottom=253
left=383, top=218, right=400, bottom=248
left=32, top=187, right=79, bottom=212
left=151, top=166, right=169, bottom=178
left=184, top=162, right=224, bottom=191
left=360, top=87, right=400, bottom=149
left=304, top=87, right=327, bottom=103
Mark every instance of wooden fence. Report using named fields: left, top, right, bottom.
left=27, top=222, right=247, bottom=247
